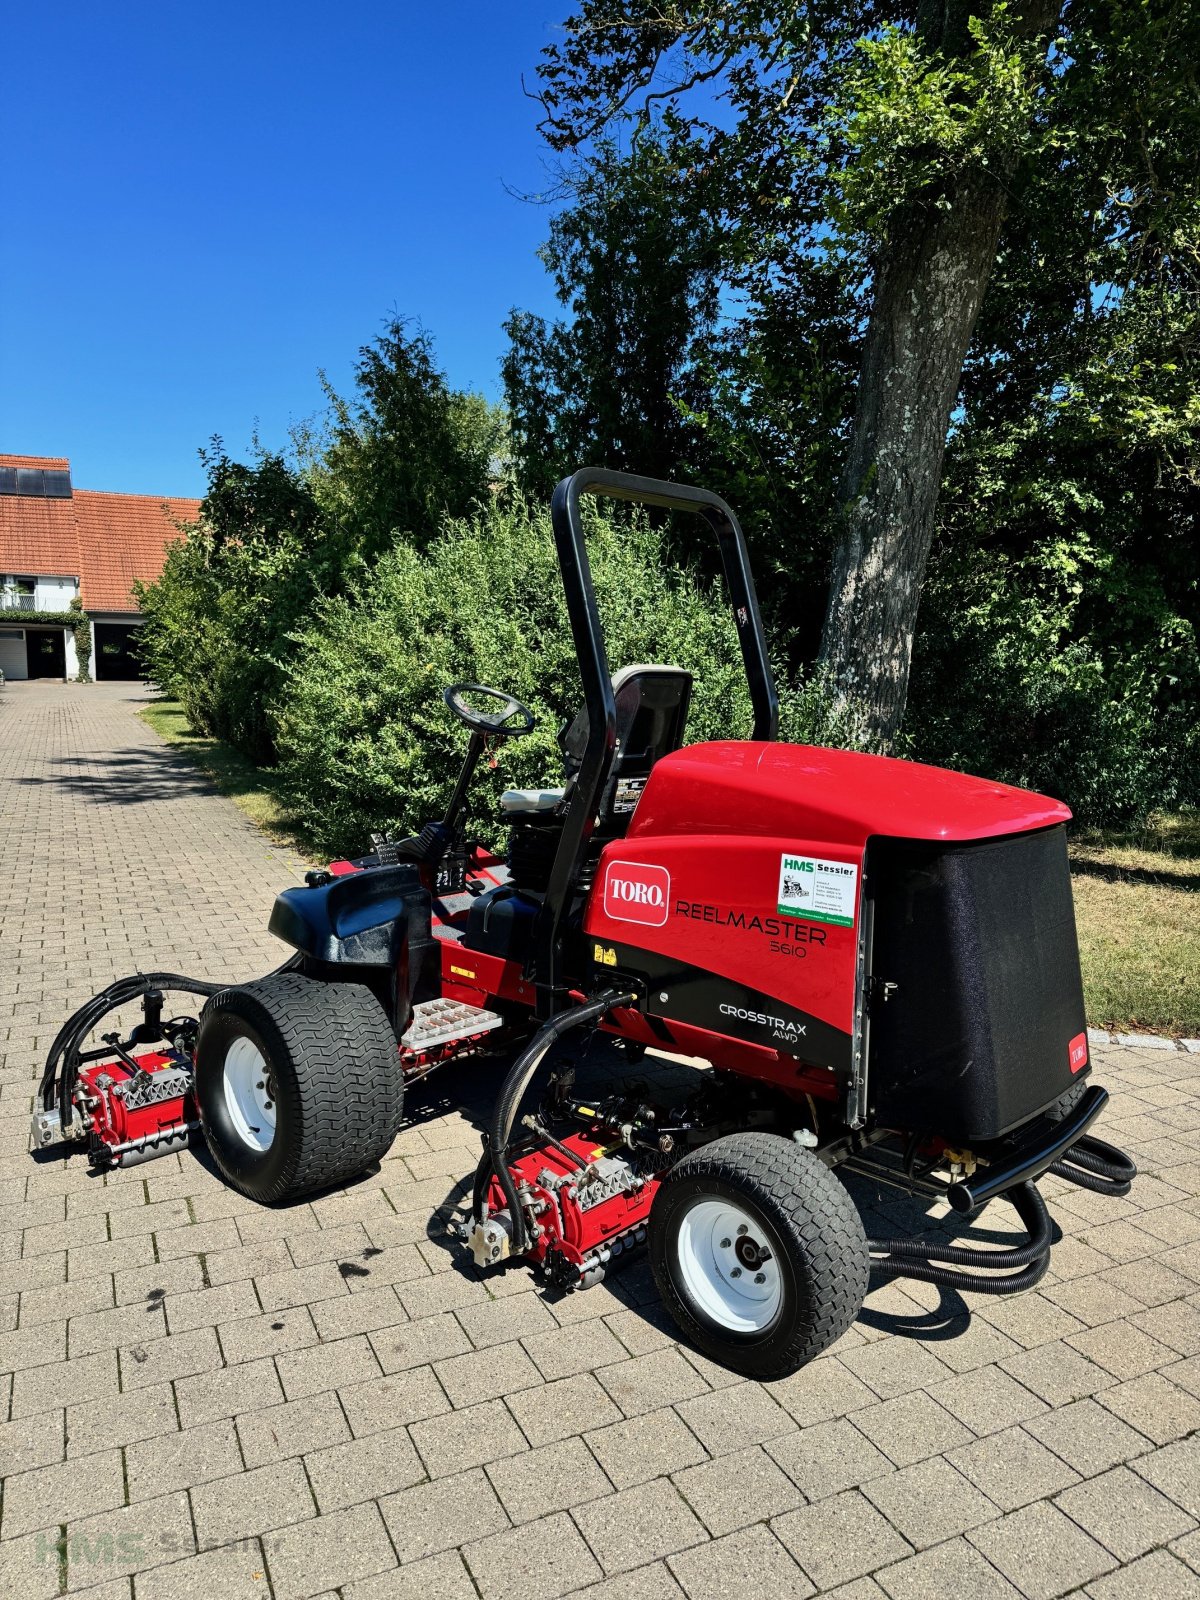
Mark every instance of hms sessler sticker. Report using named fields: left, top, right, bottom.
left=777, top=853, right=859, bottom=927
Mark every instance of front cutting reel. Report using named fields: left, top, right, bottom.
left=33, top=974, right=220, bottom=1169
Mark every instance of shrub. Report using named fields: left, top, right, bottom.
left=905, top=537, right=1200, bottom=826
left=274, top=501, right=853, bottom=856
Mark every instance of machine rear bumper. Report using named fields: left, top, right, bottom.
left=947, top=1083, right=1108, bottom=1214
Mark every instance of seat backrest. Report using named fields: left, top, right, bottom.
left=561, top=664, right=693, bottom=830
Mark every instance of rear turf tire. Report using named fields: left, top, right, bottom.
left=649, top=1131, right=869, bottom=1380
left=196, top=972, right=403, bottom=1204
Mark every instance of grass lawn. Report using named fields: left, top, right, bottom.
left=141, top=698, right=1198, bottom=1038
left=1070, top=812, right=1199, bottom=1039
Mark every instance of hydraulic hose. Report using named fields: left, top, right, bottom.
left=868, top=1180, right=1052, bottom=1296
left=479, top=988, right=637, bottom=1253
left=1050, top=1133, right=1137, bottom=1197
left=45, top=972, right=228, bottom=1134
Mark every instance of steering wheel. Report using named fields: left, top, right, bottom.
left=443, top=683, right=536, bottom=738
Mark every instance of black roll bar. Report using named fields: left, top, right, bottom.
left=533, top=468, right=779, bottom=1015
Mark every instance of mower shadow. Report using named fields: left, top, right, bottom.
left=412, top=1037, right=1052, bottom=1353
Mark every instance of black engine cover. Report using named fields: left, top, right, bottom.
left=867, top=824, right=1087, bottom=1142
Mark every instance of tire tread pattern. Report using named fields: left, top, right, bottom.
left=199, top=973, right=403, bottom=1203
left=652, top=1131, right=869, bottom=1379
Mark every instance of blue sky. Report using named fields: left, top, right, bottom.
left=1, top=4, right=566, bottom=497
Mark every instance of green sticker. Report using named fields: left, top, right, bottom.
left=777, top=853, right=858, bottom=926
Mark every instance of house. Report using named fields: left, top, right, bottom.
left=0, top=454, right=200, bottom=681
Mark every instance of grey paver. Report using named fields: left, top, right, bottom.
left=861, top=1456, right=998, bottom=1550
left=126, top=1416, right=243, bottom=1499
left=262, top=1501, right=398, bottom=1599
left=342, top=1549, right=477, bottom=1600
left=573, top=1478, right=709, bottom=1574
left=947, top=1423, right=1081, bottom=1511
left=191, top=1457, right=315, bottom=1547
left=1131, top=1435, right=1200, bottom=1516
left=465, top=1511, right=602, bottom=1599
left=767, top=1416, right=893, bottom=1501
left=968, top=1500, right=1117, bottom=1600
left=486, top=1434, right=613, bottom=1524
left=133, top=1541, right=273, bottom=1600
left=237, top=1389, right=352, bottom=1467
left=587, top=1406, right=708, bottom=1489
left=3, top=1447, right=125, bottom=1537
left=1055, top=1463, right=1196, bottom=1560
left=1086, top=1549, right=1200, bottom=1599
left=667, top=1523, right=812, bottom=1600
left=875, top=1536, right=1022, bottom=1600
left=304, top=1427, right=427, bottom=1511
left=64, top=1490, right=196, bottom=1588
left=379, top=1467, right=509, bottom=1563
left=673, top=1445, right=804, bottom=1537
left=3, top=681, right=1198, bottom=1600
left=507, top=1372, right=624, bottom=1446
left=773, top=1488, right=913, bottom=1590
left=409, top=1396, right=527, bottom=1477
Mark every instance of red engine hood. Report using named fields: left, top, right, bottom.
left=628, top=742, right=1071, bottom=849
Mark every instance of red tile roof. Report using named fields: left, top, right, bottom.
left=0, top=494, right=82, bottom=579
left=74, top=491, right=200, bottom=611
left=1, top=454, right=70, bottom=471
left=0, top=454, right=200, bottom=614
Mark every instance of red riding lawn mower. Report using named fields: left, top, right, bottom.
left=34, top=470, right=1137, bottom=1377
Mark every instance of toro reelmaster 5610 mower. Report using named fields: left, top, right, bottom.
left=34, top=470, right=1136, bottom=1378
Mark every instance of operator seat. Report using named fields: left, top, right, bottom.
left=468, top=665, right=693, bottom=958
left=501, top=663, right=693, bottom=830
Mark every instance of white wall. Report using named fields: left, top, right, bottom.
left=35, top=576, right=79, bottom=611
left=64, top=628, right=79, bottom=681
left=0, top=630, right=28, bottom=680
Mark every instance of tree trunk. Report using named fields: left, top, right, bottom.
left=819, top=0, right=1062, bottom=749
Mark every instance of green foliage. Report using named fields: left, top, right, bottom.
left=906, top=533, right=1199, bottom=825
left=15, top=609, right=87, bottom=627
left=68, top=596, right=91, bottom=683
left=503, top=139, right=723, bottom=497
left=273, top=501, right=854, bottom=857
left=825, top=12, right=1048, bottom=242
left=135, top=324, right=503, bottom=766
left=319, top=318, right=505, bottom=555
left=506, top=0, right=1200, bottom=821
left=135, top=447, right=328, bottom=762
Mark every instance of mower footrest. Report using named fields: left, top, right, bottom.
left=401, top=998, right=504, bottom=1053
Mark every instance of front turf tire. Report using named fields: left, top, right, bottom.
left=196, top=972, right=403, bottom=1204
left=649, top=1131, right=869, bottom=1380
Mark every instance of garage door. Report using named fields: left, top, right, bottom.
left=94, top=623, right=146, bottom=680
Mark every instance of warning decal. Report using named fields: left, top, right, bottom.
left=777, top=853, right=858, bottom=927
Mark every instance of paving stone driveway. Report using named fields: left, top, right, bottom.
left=2, top=680, right=1199, bottom=1600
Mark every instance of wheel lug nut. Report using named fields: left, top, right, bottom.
left=754, top=1272, right=766, bottom=1284
left=737, top=1224, right=748, bottom=1236
left=730, top=1267, right=742, bottom=1278
left=720, top=1238, right=732, bottom=1249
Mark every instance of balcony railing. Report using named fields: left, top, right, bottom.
left=0, top=593, right=36, bottom=612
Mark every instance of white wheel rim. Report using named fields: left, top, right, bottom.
left=674, top=1197, right=783, bottom=1334
left=222, top=1037, right=277, bottom=1153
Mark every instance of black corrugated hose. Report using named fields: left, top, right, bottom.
left=1049, top=1134, right=1137, bottom=1196
left=868, top=1179, right=1053, bottom=1295
left=42, top=972, right=226, bottom=1135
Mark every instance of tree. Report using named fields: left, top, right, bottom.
left=320, top=318, right=505, bottom=556
left=529, top=0, right=1070, bottom=746
left=503, top=139, right=723, bottom=495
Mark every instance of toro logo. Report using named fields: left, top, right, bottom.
left=603, top=860, right=671, bottom=927
left=1068, top=1032, right=1089, bottom=1075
